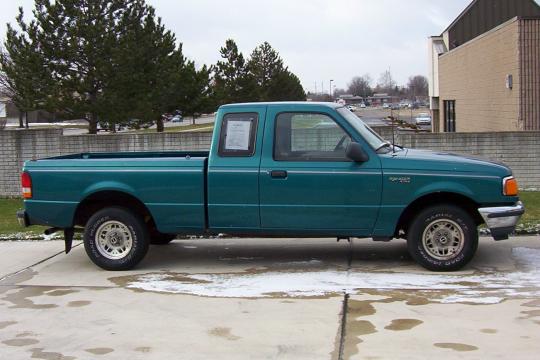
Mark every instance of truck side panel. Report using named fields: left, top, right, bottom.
left=24, top=157, right=207, bottom=233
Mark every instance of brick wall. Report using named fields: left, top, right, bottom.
left=396, top=131, right=540, bottom=189
left=0, top=130, right=212, bottom=197
left=0, top=128, right=538, bottom=197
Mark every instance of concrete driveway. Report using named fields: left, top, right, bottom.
left=0, top=236, right=539, bottom=359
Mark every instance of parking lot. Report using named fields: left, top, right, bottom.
left=1, top=236, right=539, bottom=359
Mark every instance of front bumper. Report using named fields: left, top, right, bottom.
left=17, top=210, right=30, bottom=227
left=478, top=201, right=525, bottom=240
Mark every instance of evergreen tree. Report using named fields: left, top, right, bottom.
left=0, top=13, right=51, bottom=128
left=2, top=0, right=188, bottom=134
left=213, top=39, right=258, bottom=106
left=176, top=62, right=213, bottom=125
left=247, top=42, right=305, bottom=101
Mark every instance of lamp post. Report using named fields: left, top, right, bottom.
left=329, top=79, right=334, bottom=99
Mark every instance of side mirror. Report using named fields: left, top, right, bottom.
left=346, top=142, right=369, bottom=162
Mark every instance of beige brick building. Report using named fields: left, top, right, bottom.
left=428, top=0, right=540, bottom=132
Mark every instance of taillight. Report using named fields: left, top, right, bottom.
left=21, top=172, right=32, bottom=199
left=503, top=176, right=518, bottom=196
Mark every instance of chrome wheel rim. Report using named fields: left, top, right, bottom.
left=422, top=219, right=465, bottom=260
left=95, top=221, right=133, bottom=260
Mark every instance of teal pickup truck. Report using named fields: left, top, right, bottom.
left=17, top=102, right=524, bottom=271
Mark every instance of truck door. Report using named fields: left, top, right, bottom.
left=259, top=107, right=382, bottom=232
left=207, top=106, right=266, bottom=231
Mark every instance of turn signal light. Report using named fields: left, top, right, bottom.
left=21, top=172, right=32, bottom=199
left=503, top=176, right=518, bottom=196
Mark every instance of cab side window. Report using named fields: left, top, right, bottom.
left=274, top=112, right=351, bottom=161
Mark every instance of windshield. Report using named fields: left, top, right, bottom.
left=337, top=107, right=387, bottom=150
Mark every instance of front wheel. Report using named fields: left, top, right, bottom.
left=84, top=207, right=149, bottom=271
left=407, top=205, right=478, bottom=271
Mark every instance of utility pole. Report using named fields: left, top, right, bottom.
left=329, top=79, right=334, bottom=99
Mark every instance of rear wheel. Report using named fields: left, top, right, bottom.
left=407, top=205, right=478, bottom=271
left=84, top=207, right=149, bottom=271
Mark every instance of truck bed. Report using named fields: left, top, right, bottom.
left=24, top=151, right=209, bottom=233
left=48, top=151, right=210, bottom=160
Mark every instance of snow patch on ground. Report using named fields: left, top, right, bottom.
left=0, top=232, right=63, bottom=241
left=124, top=247, right=540, bottom=302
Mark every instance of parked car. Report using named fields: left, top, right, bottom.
left=346, top=105, right=358, bottom=112
left=415, top=113, right=432, bottom=125
left=171, top=115, right=183, bottom=123
left=382, top=103, right=390, bottom=109
left=18, top=102, right=523, bottom=272
left=359, top=103, right=366, bottom=109
left=390, top=103, right=400, bottom=110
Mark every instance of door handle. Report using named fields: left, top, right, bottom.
left=269, top=170, right=288, bottom=179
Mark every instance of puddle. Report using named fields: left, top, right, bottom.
left=2, top=287, right=58, bottom=309
left=2, top=338, right=40, bottom=346
left=29, top=348, right=76, bottom=360
left=480, top=328, right=498, bottom=334
left=342, top=319, right=377, bottom=359
left=135, top=346, right=152, bottom=353
left=0, top=321, right=17, bottom=329
left=46, top=290, right=79, bottom=297
left=67, top=300, right=91, bottom=308
left=85, top=347, right=114, bottom=355
left=384, top=319, right=423, bottom=331
left=208, top=327, right=241, bottom=341
left=16, top=331, right=39, bottom=338
left=434, top=342, right=479, bottom=352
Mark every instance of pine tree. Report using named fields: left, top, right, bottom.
left=175, top=62, right=213, bottom=125
left=213, top=39, right=258, bottom=106
left=0, top=11, right=51, bottom=128
left=2, top=0, right=189, bottom=134
left=247, top=42, right=305, bottom=102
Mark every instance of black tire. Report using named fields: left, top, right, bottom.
left=84, top=207, right=149, bottom=271
left=150, top=233, right=176, bottom=245
left=407, top=204, right=478, bottom=271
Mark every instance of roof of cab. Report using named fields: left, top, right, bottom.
left=219, top=101, right=342, bottom=109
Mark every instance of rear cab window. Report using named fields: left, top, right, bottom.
left=218, top=113, right=258, bottom=157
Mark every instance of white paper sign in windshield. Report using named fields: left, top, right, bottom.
left=0, top=102, right=6, bottom=118
left=225, top=120, right=252, bottom=150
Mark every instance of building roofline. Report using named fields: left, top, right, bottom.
left=441, top=0, right=540, bottom=35
left=439, top=16, right=522, bottom=58
left=441, top=0, right=480, bottom=35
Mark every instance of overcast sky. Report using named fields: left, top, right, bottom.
left=1, top=1, right=536, bottom=93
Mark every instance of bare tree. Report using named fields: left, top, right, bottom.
left=376, top=70, right=396, bottom=94
left=407, top=75, right=429, bottom=99
left=333, top=88, right=347, bottom=97
left=347, top=74, right=372, bottom=97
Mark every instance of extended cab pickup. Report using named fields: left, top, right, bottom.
left=17, top=102, right=524, bottom=271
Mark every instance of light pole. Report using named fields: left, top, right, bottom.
left=329, top=79, right=334, bottom=99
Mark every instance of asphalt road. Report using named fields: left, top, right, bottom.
left=0, top=236, right=539, bottom=359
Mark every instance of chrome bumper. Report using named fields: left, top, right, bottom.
left=478, top=201, right=525, bottom=240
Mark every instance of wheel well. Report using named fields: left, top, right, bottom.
left=73, top=191, right=155, bottom=229
left=394, top=192, right=482, bottom=237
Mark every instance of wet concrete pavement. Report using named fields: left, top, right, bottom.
left=0, top=236, right=539, bottom=359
